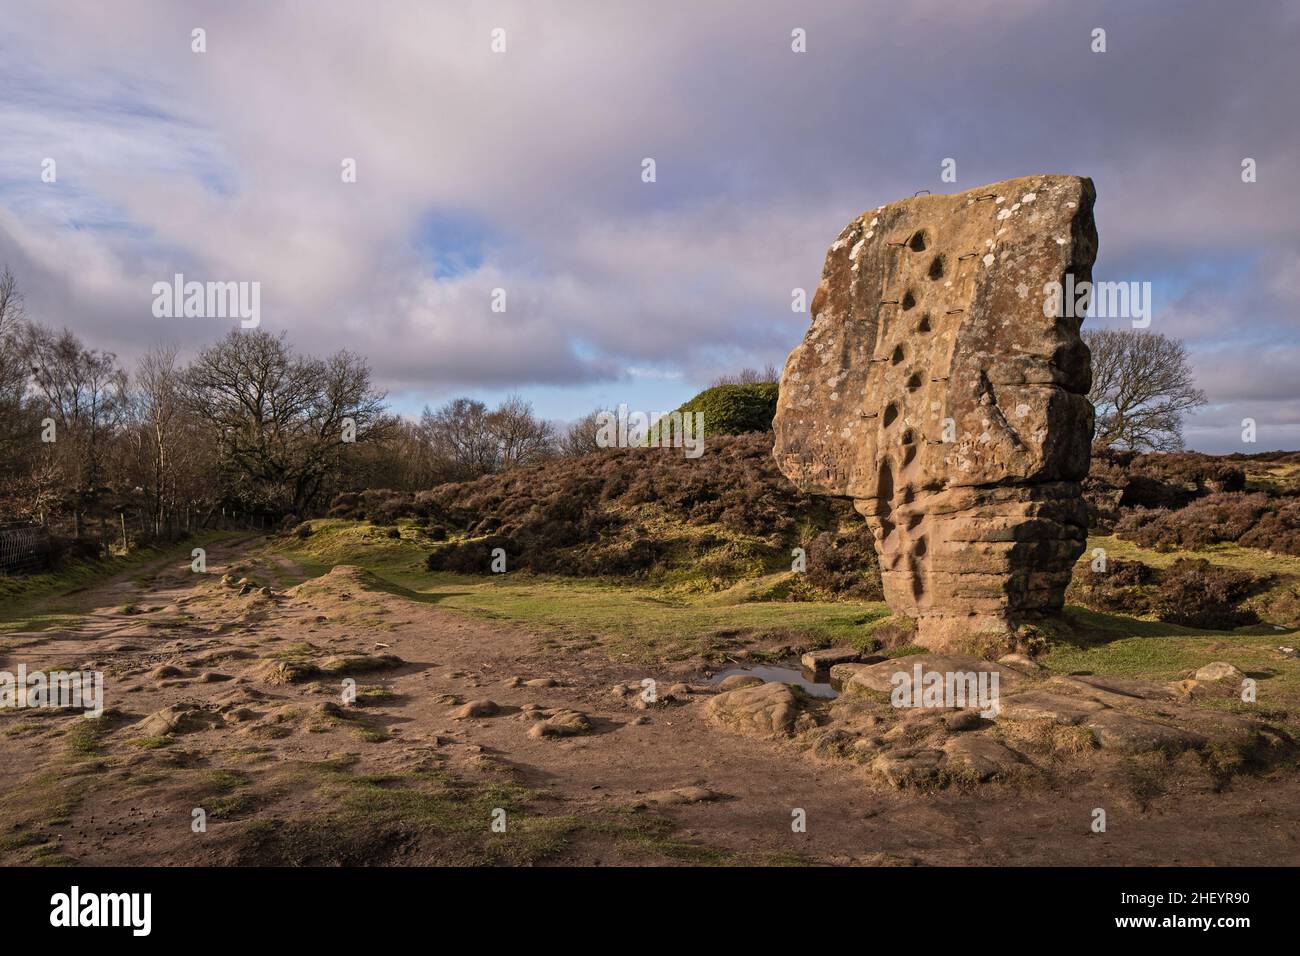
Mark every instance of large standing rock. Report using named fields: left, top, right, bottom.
left=774, top=175, right=1097, bottom=650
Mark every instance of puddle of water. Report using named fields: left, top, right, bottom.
left=709, top=663, right=839, bottom=699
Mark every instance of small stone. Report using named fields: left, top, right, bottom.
left=943, top=710, right=984, bottom=732
left=523, top=677, right=557, bottom=688
left=995, top=690, right=1104, bottom=725
left=136, top=703, right=219, bottom=737
left=528, top=709, right=592, bottom=738
left=800, top=647, right=861, bottom=671
left=453, top=699, right=500, bottom=719
left=716, top=674, right=763, bottom=692
left=705, top=683, right=802, bottom=739
left=1169, top=679, right=1234, bottom=700
left=942, top=735, right=1023, bottom=781
left=997, top=653, right=1046, bottom=676
left=640, top=786, right=726, bottom=806
left=873, top=748, right=943, bottom=788
left=1194, top=662, right=1244, bottom=683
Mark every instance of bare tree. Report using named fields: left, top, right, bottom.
left=20, top=324, right=129, bottom=490
left=1083, top=329, right=1207, bottom=452
left=418, top=395, right=558, bottom=479
left=0, top=266, right=25, bottom=341
left=419, top=398, right=500, bottom=479
left=489, top=394, right=556, bottom=469
left=711, top=364, right=780, bottom=387
left=0, top=267, right=32, bottom=468
left=184, top=330, right=388, bottom=515
left=132, top=344, right=185, bottom=533
left=559, top=409, right=605, bottom=457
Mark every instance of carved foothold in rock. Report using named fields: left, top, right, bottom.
left=774, top=176, right=1097, bottom=650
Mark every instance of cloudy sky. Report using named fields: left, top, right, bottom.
left=1, top=0, right=1297, bottom=452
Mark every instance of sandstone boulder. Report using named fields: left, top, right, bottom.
left=773, top=175, right=1097, bottom=650
left=705, top=682, right=804, bottom=738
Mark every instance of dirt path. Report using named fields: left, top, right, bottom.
left=2, top=538, right=1297, bottom=866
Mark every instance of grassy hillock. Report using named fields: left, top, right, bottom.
left=660, top=382, right=779, bottom=438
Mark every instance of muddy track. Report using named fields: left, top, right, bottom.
left=1, top=537, right=1298, bottom=867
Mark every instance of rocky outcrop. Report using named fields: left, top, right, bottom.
left=774, top=175, right=1097, bottom=650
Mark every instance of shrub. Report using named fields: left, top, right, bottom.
left=1068, top=556, right=1265, bottom=629
left=417, top=433, right=862, bottom=585
left=1114, top=493, right=1278, bottom=552
left=1150, top=559, right=1262, bottom=629
left=802, top=527, right=884, bottom=600
left=658, top=383, right=779, bottom=438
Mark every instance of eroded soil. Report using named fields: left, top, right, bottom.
left=2, top=537, right=1298, bottom=866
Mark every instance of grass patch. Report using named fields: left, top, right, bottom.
left=267, top=520, right=891, bottom=662
left=231, top=758, right=792, bottom=866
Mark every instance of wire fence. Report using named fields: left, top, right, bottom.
left=0, top=507, right=276, bottom=577
left=0, top=523, right=52, bottom=574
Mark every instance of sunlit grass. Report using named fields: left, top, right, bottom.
left=270, top=519, right=890, bottom=662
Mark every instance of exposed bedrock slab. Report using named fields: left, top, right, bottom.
left=774, top=175, right=1098, bottom=650
left=841, top=653, right=1021, bottom=697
